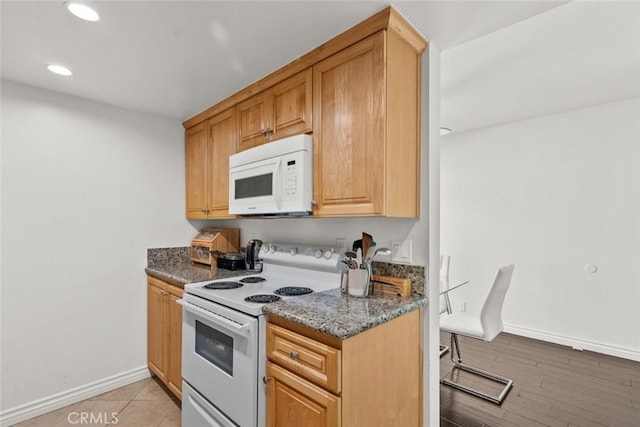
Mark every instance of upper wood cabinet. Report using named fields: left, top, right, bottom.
left=185, top=122, right=208, bottom=218
left=313, top=28, right=423, bottom=217
left=185, top=108, right=236, bottom=219
left=183, top=7, right=426, bottom=218
left=236, top=68, right=312, bottom=152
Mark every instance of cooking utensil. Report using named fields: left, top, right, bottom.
left=362, top=247, right=390, bottom=295
left=340, top=261, right=349, bottom=293
left=362, top=232, right=373, bottom=263
left=363, top=242, right=377, bottom=265
left=344, top=251, right=359, bottom=268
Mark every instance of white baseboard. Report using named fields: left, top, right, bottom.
left=504, top=323, right=640, bottom=362
left=0, top=366, right=151, bottom=427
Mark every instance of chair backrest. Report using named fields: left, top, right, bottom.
left=439, top=255, right=452, bottom=314
left=480, top=265, right=515, bottom=341
left=440, top=255, right=450, bottom=284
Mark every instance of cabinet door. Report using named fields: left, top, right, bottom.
left=166, top=287, right=184, bottom=400
left=207, top=108, right=236, bottom=218
left=272, top=68, right=312, bottom=139
left=266, top=362, right=340, bottom=427
left=313, top=32, right=385, bottom=216
left=266, top=323, right=340, bottom=393
left=185, top=122, right=208, bottom=219
left=236, top=90, right=273, bottom=152
left=147, top=281, right=167, bottom=383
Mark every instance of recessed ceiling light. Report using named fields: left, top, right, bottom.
left=47, top=64, right=73, bottom=76
left=440, top=127, right=452, bottom=136
left=65, top=2, right=100, bottom=22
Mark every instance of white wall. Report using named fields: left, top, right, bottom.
left=194, top=216, right=427, bottom=265
left=0, top=81, right=196, bottom=414
left=441, top=97, right=640, bottom=360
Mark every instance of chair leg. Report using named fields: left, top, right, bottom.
left=450, top=332, right=462, bottom=364
left=441, top=333, right=514, bottom=405
left=439, top=344, right=449, bottom=358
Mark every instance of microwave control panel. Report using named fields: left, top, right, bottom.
left=284, top=159, right=298, bottom=198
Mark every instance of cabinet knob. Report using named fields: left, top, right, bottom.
left=290, top=351, right=299, bottom=360
left=262, top=376, right=271, bottom=384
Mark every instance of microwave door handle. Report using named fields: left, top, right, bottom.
left=273, top=159, right=282, bottom=209
left=177, top=300, right=251, bottom=336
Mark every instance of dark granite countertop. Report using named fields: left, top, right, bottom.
left=145, top=246, right=250, bottom=288
left=147, top=246, right=427, bottom=340
left=262, top=288, right=427, bottom=340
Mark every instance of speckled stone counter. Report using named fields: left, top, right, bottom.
left=145, top=246, right=250, bottom=288
left=262, top=288, right=427, bottom=340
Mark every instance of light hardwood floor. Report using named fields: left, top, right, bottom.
left=13, top=377, right=179, bottom=427
left=440, top=331, right=640, bottom=427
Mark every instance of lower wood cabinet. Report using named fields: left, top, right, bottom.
left=147, top=275, right=184, bottom=400
left=266, top=309, right=422, bottom=426
left=266, top=362, right=340, bottom=427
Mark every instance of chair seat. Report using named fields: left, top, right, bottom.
left=439, top=301, right=448, bottom=314
left=440, top=312, right=486, bottom=340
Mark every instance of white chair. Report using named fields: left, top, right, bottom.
left=440, top=264, right=515, bottom=405
left=439, top=255, right=451, bottom=314
left=439, top=255, right=451, bottom=357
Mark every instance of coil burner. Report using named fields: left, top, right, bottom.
left=240, top=276, right=266, bottom=283
left=274, top=287, right=313, bottom=296
left=204, top=281, right=243, bottom=290
left=244, top=294, right=282, bottom=303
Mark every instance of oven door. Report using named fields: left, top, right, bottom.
left=180, top=294, right=258, bottom=427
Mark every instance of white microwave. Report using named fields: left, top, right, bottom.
left=229, top=134, right=313, bottom=216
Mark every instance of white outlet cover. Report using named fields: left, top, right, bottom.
left=390, top=240, right=412, bottom=263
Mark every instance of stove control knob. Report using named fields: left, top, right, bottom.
left=323, top=250, right=333, bottom=260
left=314, top=249, right=323, bottom=258
left=270, top=245, right=277, bottom=254
left=290, top=247, right=298, bottom=256
left=261, top=245, right=269, bottom=253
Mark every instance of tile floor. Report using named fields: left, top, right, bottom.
left=14, top=377, right=180, bottom=427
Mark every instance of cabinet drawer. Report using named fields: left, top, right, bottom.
left=266, top=323, right=341, bottom=393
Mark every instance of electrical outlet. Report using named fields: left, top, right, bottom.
left=336, top=238, right=347, bottom=252
left=458, top=302, right=466, bottom=312
left=390, top=240, right=412, bottom=263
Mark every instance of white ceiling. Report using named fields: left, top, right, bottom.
left=441, top=1, right=640, bottom=134
left=2, top=1, right=638, bottom=134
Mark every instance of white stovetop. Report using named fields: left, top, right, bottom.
left=184, top=243, right=342, bottom=316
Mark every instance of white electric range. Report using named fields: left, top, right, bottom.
left=180, top=242, right=341, bottom=427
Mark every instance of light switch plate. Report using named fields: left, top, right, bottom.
left=390, top=240, right=412, bottom=264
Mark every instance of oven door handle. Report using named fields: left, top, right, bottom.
left=177, top=300, right=251, bottom=336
